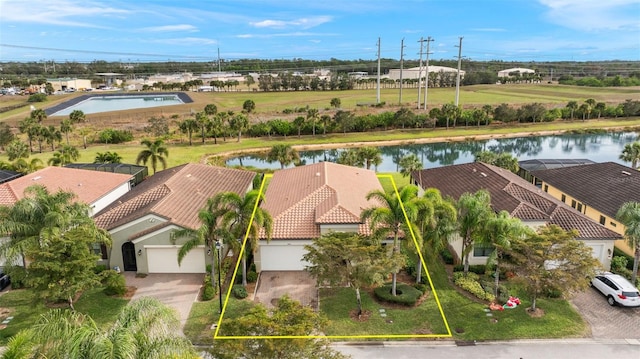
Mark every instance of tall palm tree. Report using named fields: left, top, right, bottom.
left=266, top=144, right=300, bottom=169
left=619, top=142, right=640, bottom=169
left=398, top=153, right=423, bottom=178
left=616, top=201, right=640, bottom=285
left=179, top=118, right=199, bottom=146
left=195, top=111, right=210, bottom=144
left=94, top=151, right=122, bottom=164
left=11, top=158, right=43, bottom=174
left=213, top=190, right=272, bottom=286
left=307, top=108, right=319, bottom=136
left=2, top=297, right=197, bottom=359
left=60, top=119, right=73, bottom=145
left=361, top=185, right=421, bottom=296
left=357, top=146, right=382, bottom=170
left=136, top=139, right=169, bottom=174
left=68, top=109, right=86, bottom=124
left=457, top=190, right=493, bottom=276
left=415, top=188, right=457, bottom=283
left=483, top=210, right=529, bottom=297
left=171, top=197, right=229, bottom=290
left=48, top=145, right=79, bottom=166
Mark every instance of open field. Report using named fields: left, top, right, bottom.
left=2, top=84, right=639, bottom=128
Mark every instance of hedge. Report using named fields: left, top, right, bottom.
left=374, top=283, right=423, bottom=306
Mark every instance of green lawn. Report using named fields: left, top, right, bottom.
left=0, top=286, right=129, bottom=344
left=184, top=297, right=255, bottom=346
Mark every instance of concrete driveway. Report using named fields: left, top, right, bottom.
left=124, top=272, right=203, bottom=328
left=571, top=286, right=640, bottom=339
left=254, top=271, right=317, bottom=309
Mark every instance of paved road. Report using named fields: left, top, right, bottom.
left=334, top=339, right=640, bottom=359
left=571, top=286, right=640, bottom=339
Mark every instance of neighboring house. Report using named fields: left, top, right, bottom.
left=0, top=169, right=23, bottom=185
left=65, top=163, right=148, bottom=187
left=497, top=67, right=535, bottom=77
left=0, top=166, right=133, bottom=266
left=518, top=159, right=595, bottom=186
left=411, top=162, right=620, bottom=269
left=530, top=162, right=640, bottom=256
left=255, top=162, right=383, bottom=272
left=94, top=164, right=255, bottom=274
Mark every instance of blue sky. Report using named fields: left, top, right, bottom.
left=0, top=0, right=638, bottom=63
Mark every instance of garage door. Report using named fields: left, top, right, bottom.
left=146, top=246, right=205, bottom=273
left=260, top=245, right=307, bottom=271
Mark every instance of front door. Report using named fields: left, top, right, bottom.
left=122, top=242, right=137, bottom=271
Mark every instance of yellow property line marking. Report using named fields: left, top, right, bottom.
left=214, top=173, right=452, bottom=340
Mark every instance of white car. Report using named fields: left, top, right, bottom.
left=591, top=272, right=640, bottom=307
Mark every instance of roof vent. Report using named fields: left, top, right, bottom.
left=480, top=172, right=487, bottom=177
left=32, top=176, right=42, bottom=181
left=316, top=172, right=321, bottom=177
left=622, top=171, right=631, bottom=176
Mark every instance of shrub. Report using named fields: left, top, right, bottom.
left=102, top=270, right=126, bottom=296
left=232, top=285, right=248, bottom=299
left=202, top=283, right=214, bottom=301
left=7, top=266, right=27, bottom=289
left=611, top=256, right=628, bottom=272
left=613, top=247, right=635, bottom=270
left=93, top=264, right=108, bottom=274
left=440, top=248, right=454, bottom=264
left=454, top=276, right=495, bottom=302
left=98, top=129, right=134, bottom=144
left=413, top=283, right=429, bottom=294
left=374, top=283, right=423, bottom=306
left=480, top=280, right=509, bottom=303
left=27, top=93, right=47, bottom=102
left=206, top=264, right=212, bottom=274
left=246, top=271, right=258, bottom=283
left=453, top=271, right=480, bottom=282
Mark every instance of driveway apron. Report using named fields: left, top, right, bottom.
left=125, top=272, right=203, bottom=329
left=571, top=286, right=640, bottom=339
left=254, top=271, right=318, bottom=309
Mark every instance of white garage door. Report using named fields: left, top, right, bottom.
left=146, top=246, right=205, bottom=273
left=260, top=245, right=308, bottom=271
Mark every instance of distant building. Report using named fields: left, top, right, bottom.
left=47, top=78, right=92, bottom=92
left=498, top=67, right=535, bottom=78
left=388, top=65, right=465, bottom=83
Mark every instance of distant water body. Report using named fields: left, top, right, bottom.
left=226, top=131, right=640, bottom=171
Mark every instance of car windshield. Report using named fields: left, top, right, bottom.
left=622, top=291, right=639, bottom=297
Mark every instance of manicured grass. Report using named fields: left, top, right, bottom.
left=0, top=286, right=129, bottom=344
left=378, top=172, right=410, bottom=193
left=184, top=297, right=255, bottom=345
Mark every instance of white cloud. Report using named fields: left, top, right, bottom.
left=0, top=0, right=129, bottom=28
left=250, top=16, right=332, bottom=29
left=150, top=37, right=217, bottom=46
left=138, top=24, right=198, bottom=33
left=235, top=32, right=337, bottom=39
left=538, top=0, right=640, bottom=31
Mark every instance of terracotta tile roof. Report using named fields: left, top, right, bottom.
left=94, top=164, right=255, bottom=231
left=531, top=162, right=640, bottom=218
left=262, top=162, right=382, bottom=239
left=0, top=166, right=132, bottom=207
left=412, top=162, right=620, bottom=240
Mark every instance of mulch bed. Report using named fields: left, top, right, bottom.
left=349, top=309, right=372, bottom=322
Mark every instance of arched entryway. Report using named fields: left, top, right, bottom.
left=122, top=242, right=137, bottom=271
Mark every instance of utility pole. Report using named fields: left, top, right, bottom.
left=454, top=36, right=463, bottom=107
left=376, top=37, right=381, bottom=104
left=417, top=37, right=425, bottom=109
left=399, top=38, right=405, bottom=105
left=423, top=37, right=433, bottom=110
left=217, top=47, right=221, bottom=72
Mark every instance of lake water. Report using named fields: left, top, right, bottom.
left=50, top=94, right=184, bottom=116
left=226, top=131, right=640, bottom=172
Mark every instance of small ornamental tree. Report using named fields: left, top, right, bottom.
left=501, top=224, right=599, bottom=312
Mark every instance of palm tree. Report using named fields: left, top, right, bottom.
left=213, top=190, right=272, bottom=286
left=293, top=116, right=305, bottom=138
left=2, top=297, right=196, bottom=359
left=60, top=119, right=73, bottom=145
left=229, top=114, right=248, bottom=142
left=5, top=140, right=29, bottom=161
left=619, top=142, right=640, bottom=169
left=336, top=148, right=360, bottom=167
left=266, top=144, right=300, bottom=169
left=171, top=198, right=229, bottom=291
left=195, top=111, right=210, bottom=144
left=179, top=118, right=199, bottom=146
left=307, top=108, right=319, bottom=136
left=357, top=146, right=382, bottom=170
left=416, top=188, right=457, bottom=283
left=11, top=158, right=44, bottom=174
left=136, top=139, right=169, bottom=174
left=483, top=210, right=529, bottom=297
left=566, top=101, right=578, bottom=120
left=457, top=190, right=493, bottom=276
left=441, top=103, right=460, bottom=129
left=616, top=201, right=640, bottom=285
left=68, top=109, right=86, bottom=124
left=398, top=153, right=423, bottom=178
left=361, top=185, right=421, bottom=296
left=48, top=145, right=79, bottom=166
left=94, top=151, right=123, bottom=164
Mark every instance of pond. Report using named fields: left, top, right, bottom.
left=48, top=92, right=191, bottom=116
left=225, top=131, right=640, bottom=172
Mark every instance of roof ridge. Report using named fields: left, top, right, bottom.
left=276, top=184, right=332, bottom=221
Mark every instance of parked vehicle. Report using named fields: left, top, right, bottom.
left=591, top=272, right=640, bottom=307
left=0, top=271, right=10, bottom=291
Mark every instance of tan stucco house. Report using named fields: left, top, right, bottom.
left=94, top=164, right=255, bottom=274
left=529, top=161, right=640, bottom=256
left=411, top=162, right=620, bottom=269
left=256, top=162, right=383, bottom=272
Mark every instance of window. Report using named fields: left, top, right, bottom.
left=599, top=215, right=606, bottom=225
left=577, top=203, right=583, bottom=212
left=571, top=200, right=576, bottom=209
left=544, top=184, right=549, bottom=192
left=534, top=178, right=542, bottom=188
left=561, top=194, right=566, bottom=203
left=610, top=222, right=617, bottom=227
left=93, top=243, right=108, bottom=260
left=473, top=243, right=495, bottom=257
